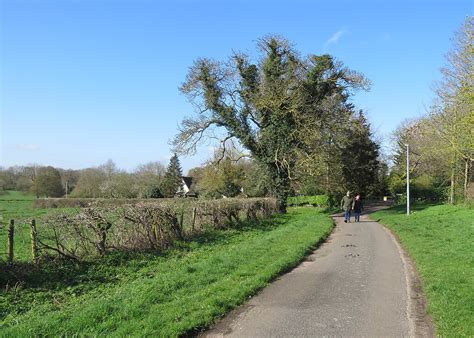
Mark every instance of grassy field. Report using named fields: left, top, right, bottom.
left=0, top=191, right=51, bottom=261
left=0, top=199, right=333, bottom=336
left=372, top=204, right=474, bottom=336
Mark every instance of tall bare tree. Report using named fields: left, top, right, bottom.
left=430, top=16, right=473, bottom=203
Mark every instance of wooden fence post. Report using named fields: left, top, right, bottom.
left=31, top=219, right=39, bottom=263
left=191, top=207, right=197, bottom=232
left=8, top=220, right=14, bottom=264
left=179, top=211, right=185, bottom=236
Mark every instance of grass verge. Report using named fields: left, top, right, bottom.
left=371, top=204, right=473, bottom=336
left=1, top=207, right=333, bottom=336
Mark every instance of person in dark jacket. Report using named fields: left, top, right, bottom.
left=340, top=191, right=353, bottom=223
left=352, top=194, right=364, bottom=222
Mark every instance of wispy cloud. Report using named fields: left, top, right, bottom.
left=325, top=29, right=348, bottom=48
left=15, top=144, right=40, bottom=151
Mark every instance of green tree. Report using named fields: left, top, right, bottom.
left=134, top=161, right=165, bottom=198
left=59, top=169, right=80, bottom=197
left=430, top=17, right=473, bottom=203
left=173, top=36, right=368, bottom=212
left=390, top=18, right=473, bottom=203
left=192, top=157, right=244, bottom=198
left=100, top=172, right=138, bottom=198
left=161, top=154, right=183, bottom=198
left=31, top=166, right=64, bottom=197
left=71, top=168, right=106, bottom=198
left=341, top=111, right=381, bottom=196
left=240, top=160, right=269, bottom=197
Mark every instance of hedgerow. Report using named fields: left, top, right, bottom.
left=36, top=198, right=278, bottom=260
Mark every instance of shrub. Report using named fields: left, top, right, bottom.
left=287, top=195, right=331, bottom=208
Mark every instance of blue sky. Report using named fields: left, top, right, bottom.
left=0, top=0, right=471, bottom=172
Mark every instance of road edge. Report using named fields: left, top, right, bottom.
left=377, top=220, right=436, bottom=337
left=197, top=209, right=337, bottom=337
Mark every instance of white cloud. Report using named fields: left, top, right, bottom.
left=15, top=144, right=40, bottom=151
left=324, top=29, right=348, bottom=49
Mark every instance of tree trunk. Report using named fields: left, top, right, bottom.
left=267, top=163, right=290, bottom=213
left=449, top=152, right=457, bottom=204
left=464, top=158, right=469, bottom=201
left=325, top=162, right=330, bottom=194
left=276, top=189, right=289, bottom=214
left=274, top=176, right=289, bottom=214
left=449, top=168, right=455, bottom=204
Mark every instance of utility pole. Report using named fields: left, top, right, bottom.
left=406, top=144, right=410, bottom=215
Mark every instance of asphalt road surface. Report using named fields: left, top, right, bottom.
left=203, top=205, right=434, bottom=337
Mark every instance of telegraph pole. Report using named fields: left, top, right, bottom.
left=406, top=144, right=410, bottom=215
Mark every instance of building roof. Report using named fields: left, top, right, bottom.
left=181, top=176, right=193, bottom=189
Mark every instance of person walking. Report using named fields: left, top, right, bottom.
left=340, top=191, right=353, bottom=223
left=352, top=194, right=364, bottom=222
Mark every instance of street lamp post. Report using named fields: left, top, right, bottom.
left=406, top=144, right=410, bottom=215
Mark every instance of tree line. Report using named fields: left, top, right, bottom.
left=390, top=17, right=473, bottom=204
left=0, top=158, right=175, bottom=199
left=0, top=155, right=273, bottom=199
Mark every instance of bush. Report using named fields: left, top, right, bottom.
left=392, top=175, right=446, bottom=204
left=287, top=195, right=331, bottom=208
left=37, top=198, right=278, bottom=260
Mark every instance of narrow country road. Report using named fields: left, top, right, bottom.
left=203, top=204, right=434, bottom=337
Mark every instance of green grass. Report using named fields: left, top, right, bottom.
left=0, top=191, right=50, bottom=261
left=0, top=206, right=333, bottom=336
left=372, top=204, right=474, bottom=336
left=0, top=191, right=78, bottom=262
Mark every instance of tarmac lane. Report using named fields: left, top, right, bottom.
left=203, top=205, right=434, bottom=337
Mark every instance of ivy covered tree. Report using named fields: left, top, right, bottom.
left=161, top=154, right=183, bottom=198
left=173, top=36, right=368, bottom=212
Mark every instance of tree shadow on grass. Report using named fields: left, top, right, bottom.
left=0, top=259, right=113, bottom=290
left=173, top=213, right=291, bottom=252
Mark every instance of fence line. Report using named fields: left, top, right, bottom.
left=2, top=197, right=278, bottom=264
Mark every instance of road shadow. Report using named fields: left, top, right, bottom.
left=331, top=201, right=393, bottom=219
